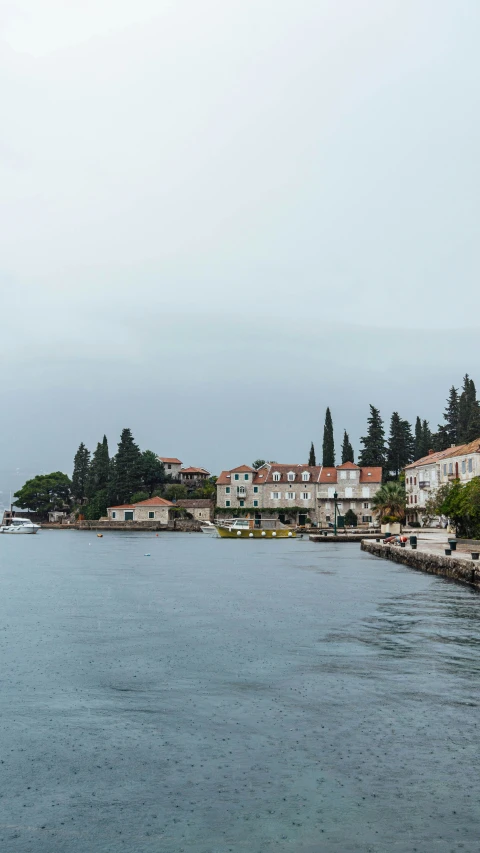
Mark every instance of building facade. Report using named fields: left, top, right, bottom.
left=157, top=457, right=183, bottom=479
left=179, top=467, right=210, bottom=485
left=216, top=462, right=382, bottom=526
left=175, top=499, right=213, bottom=521
left=405, top=439, right=480, bottom=524
left=107, top=496, right=173, bottom=524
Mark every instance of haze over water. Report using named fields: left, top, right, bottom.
left=1, top=533, right=479, bottom=851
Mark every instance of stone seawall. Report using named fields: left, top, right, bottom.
left=44, top=520, right=202, bottom=532
left=361, top=540, right=480, bottom=589
left=310, top=534, right=380, bottom=543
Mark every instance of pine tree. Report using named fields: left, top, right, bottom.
left=341, top=430, right=354, bottom=464
left=71, top=443, right=90, bottom=503
left=458, top=375, right=479, bottom=443
left=114, top=428, right=143, bottom=503
left=142, top=451, right=166, bottom=496
left=87, top=435, right=110, bottom=498
left=436, top=386, right=459, bottom=450
left=358, top=405, right=386, bottom=469
left=308, top=442, right=316, bottom=466
left=322, top=408, right=335, bottom=467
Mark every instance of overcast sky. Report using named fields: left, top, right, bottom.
left=1, top=0, right=479, bottom=493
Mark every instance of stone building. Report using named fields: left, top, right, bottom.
left=405, top=438, right=480, bottom=524
left=216, top=462, right=382, bottom=526
left=157, top=457, right=183, bottom=479
left=175, top=499, right=213, bottom=521
left=107, top=496, right=173, bottom=524
left=179, top=467, right=210, bottom=486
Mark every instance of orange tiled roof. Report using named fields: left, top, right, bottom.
left=108, top=496, right=174, bottom=509
left=319, top=467, right=337, bottom=483
left=229, top=464, right=256, bottom=473
left=180, top=467, right=210, bottom=474
left=359, top=467, right=382, bottom=483
left=336, top=461, right=359, bottom=469
left=159, top=457, right=182, bottom=464
left=263, top=464, right=321, bottom=484
left=405, top=438, right=480, bottom=469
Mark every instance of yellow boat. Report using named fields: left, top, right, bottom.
left=215, top=519, right=296, bottom=538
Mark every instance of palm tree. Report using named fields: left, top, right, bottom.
left=371, top=481, right=406, bottom=522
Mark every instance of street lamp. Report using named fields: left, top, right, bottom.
left=333, top=491, right=338, bottom=535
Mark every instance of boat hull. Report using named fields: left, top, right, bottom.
left=0, top=525, right=40, bottom=534
left=216, top=526, right=296, bottom=539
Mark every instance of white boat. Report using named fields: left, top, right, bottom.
left=0, top=517, right=41, bottom=534
left=200, top=521, right=217, bottom=534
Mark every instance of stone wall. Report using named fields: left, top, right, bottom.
left=74, top=519, right=202, bottom=532
left=361, top=540, right=480, bottom=588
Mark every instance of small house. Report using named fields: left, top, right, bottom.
left=107, top=496, right=174, bottom=525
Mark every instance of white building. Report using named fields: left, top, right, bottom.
left=157, top=457, right=183, bottom=479
left=405, top=438, right=480, bottom=524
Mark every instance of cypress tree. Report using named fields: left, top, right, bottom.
left=436, top=385, right=459, bottom=449
left=421, top=420, right=432, bottom=457
left=114, top=428, right=143, bottom=504
left=341, top=430, right=354, bottom=464
left=358, top=405, right=386, bottom=469
left=322, top=408, right=335, bottom=467
left=71, top=443, right=90, bottom=503
left=414, top=416, right=423, bottom=461
left=308, top=442, right=316, bottom=466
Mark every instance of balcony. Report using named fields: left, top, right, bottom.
left=236, top=488, right=247, bottom=497
left=419, top=481, right=430, bottom=489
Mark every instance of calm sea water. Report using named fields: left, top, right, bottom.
left=0, top=531, right=479, bottom=852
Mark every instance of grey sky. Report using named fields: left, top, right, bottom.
left=1, top=1, right=479, bottom=491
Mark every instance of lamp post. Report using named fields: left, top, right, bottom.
left=333, top=491, right=338, bottom=535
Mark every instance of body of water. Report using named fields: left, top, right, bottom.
left=0, top=531, right=479, bottom=852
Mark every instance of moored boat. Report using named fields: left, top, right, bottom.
left=215, top=518, right=296, bottom=538
left=0, top=517, right=41, bottom=534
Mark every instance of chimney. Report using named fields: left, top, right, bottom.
left=451, top=443, right=456, bottom=448
left=428, top=449, right=434, bottom=455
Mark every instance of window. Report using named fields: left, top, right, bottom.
left=244, top=473, right=249, bottom=480
left=273, top=472, right=280, bottom=481
left=349, top=471, right=356, bottom=479
left=468, top=458, right=473, bottom=473
left=363, top=502, right=369, bottom=509
left=432, top=469, right=436, bottom=481
left=414, top=495, right=417, bottom=503
left=253, top=486, right=258, bottom=493
left=362, top=515, right=372, bottom=523
left=443, top=464, right=447, bottom=475
left=326, top=515, right=331, bottom=521
left=302, top=472, right=310, bottom=481
left=345, top=487, right=353, bottom=498
left=112, top=511, right=116, bottom=519
left=225, top=486, right=230, bottom=494
left=286, top=491, right=295, bottom=500
left=327, top=487, right=335, bottom=498
left=448, top=463, right=453, bottom=474
left=237, top=486, right=246, bottom=496
left=462, top=460, right=466, bottom=474
left=239, top=500, right=244, bottom=507
left=148, top=511, right=155, bottom=519
left=287, top=472, right=295, bottom=481
left=362, top=487, right=370, bottom=497
left=340, top=471, right=347, bottom=479
left=414, top=477, right=417, bottom=485
left=253, top=500, right=258, bottom=507
left=234, top=474, right=239, bottom=480
left=350, top=502, right=356, bottom=509
left=167, top=463, right=171, bottom=469
left=325, top=502, right=331, bottom=510
left=271, top=491, right=280, bottom=500
left=124, top=511, right=134, bottom=521
left=301, top=492, right=311, bottom=500
left=225, top=500, right=230, bottom=507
